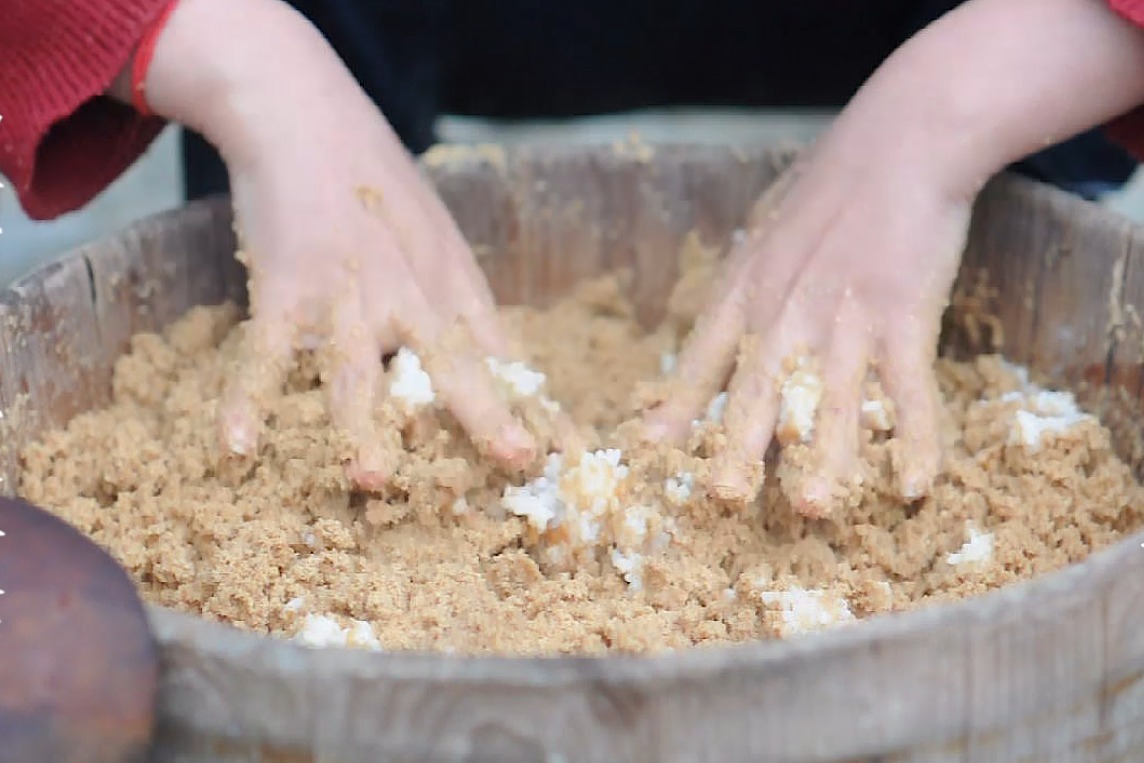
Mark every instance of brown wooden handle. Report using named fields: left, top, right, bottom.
left=0, top=497, right=158, bottom=763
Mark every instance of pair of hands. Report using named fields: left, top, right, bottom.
left=218, top=108, right=972, bottom=514
left=136, top=0, right=1144, bottom=514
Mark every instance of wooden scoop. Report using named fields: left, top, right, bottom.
left=0, top=497, right=158, bottom=763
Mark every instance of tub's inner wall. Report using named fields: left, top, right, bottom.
left=425, top=144, right=789, bottom=328
left=0, top=199, right=243, bottom=493
left=957, top=174, right=1144, bottom=480
left=3, top=144, right=1144, bottom=492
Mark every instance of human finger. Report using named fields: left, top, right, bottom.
left=880, top=317, right=943, bottom=500
left=401, top=303, right=537, bottom=471
left=323, top=299, right=389, bottom=491
left=217, top=302, right=295, bottom=457
left=355, top=181, right=512, bottom=359
left=795, top=316, right=871, bottom=516
left=641, top=273, right=749, bottom=444
left=708, top=335, right=782, bottom=503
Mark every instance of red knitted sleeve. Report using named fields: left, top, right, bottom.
left=1106, top=0, right=1144, bottom=162
left=0, top=0, right=173, bottom=221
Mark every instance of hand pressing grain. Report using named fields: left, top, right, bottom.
left=644, top=0, right=1144, bottom=515
left=645, top=149, right=968, bottom=516
left=218, top=144, right=537, bottom=489
left=107, top=0, right=537, bottom=488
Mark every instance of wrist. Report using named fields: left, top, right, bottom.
left=809, top=95, right=982, bottom=213
left=829, top=0, right=1144, bottom=202
left=820, top=59, right=1013, bottom=206
left=134, top=0, right=374, bottom=171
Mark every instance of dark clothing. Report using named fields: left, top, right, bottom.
left=182, top=0, right=1137, bottom=202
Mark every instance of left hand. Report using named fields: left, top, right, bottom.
left=214, top=118, right=539, bottom=488
left=643, top=137, right=972, bottom=516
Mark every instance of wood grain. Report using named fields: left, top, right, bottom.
left=1, top=145, right=1141, bottom=763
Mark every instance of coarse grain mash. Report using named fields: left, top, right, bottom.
left=18, top=246, right=1144, bottom=656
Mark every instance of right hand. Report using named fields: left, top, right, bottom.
left=643, top=131, right=971, bottom=516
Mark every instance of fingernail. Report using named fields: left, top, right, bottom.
left=349, top=464, right=387, bottom=492
left=496, top=425, right=536, bottom=464
left=797, top=479, right=832, bottom=519
left=227, top=423, right=256, bottom=456
left=350, top=447, right=388, bottom=491
left=709, top=465, right=754, bottom=503
left=710, top=481, right=751, bottom=503
left=901, top=474, right=930, bottom=501
left=642, top=421, right=670, bottom=443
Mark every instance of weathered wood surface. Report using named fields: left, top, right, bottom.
left=1, top=145, right=1142, bottom=763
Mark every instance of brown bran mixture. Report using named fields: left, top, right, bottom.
left=19, top=249, right=1144, bottom=656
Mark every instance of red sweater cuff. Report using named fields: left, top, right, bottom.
left=0, top=0, right=174, bottom=221
left=1109, top=0, right=1144, bottom=25
left=1105, top=0, right=1144, bottom=163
